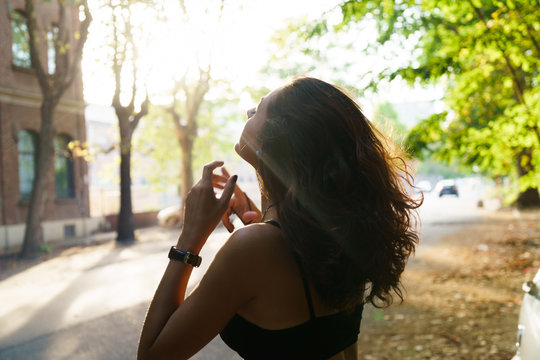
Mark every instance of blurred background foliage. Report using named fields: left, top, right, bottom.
left=85, top=0, right=539, bottom=210
left=309, top=0, right=540, bottom=207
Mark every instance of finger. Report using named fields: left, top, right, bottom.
left=222, top=208, right=234, bottom=233
left=221, top=168, right=241, bottom=193
left=221, top=167, right=231, bottom=178
left=202, top=161, right=224, bottom=182
left=241, top=211, right=258, bottom=225
left=229, top=196, right=237, bottom=213
left=212, top=174, right=227, bottom=189
left=220, top=174, right=237, bottom=206
left=233, top=181, right=243, bottom=197
left=212, top=174, right=228, bottom=184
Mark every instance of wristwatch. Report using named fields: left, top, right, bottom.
left=168, top=246, right=202, bottom=267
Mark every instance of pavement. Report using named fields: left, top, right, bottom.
left=0, top=225, right=242, bottom=360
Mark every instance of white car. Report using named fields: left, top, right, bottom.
left=512, top=268, right=540, bottom=360
left=157, top=204, right=182, bottom=226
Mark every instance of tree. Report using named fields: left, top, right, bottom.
left=20, top=0, right=92, bottom=258
left=108, top=0, right=150, bottom=242
left=328, top=0, right=540, bottom=207
left=155, top=0, right=224, bottom=223
left=166, top=71, right=210, bottom=221
left=133, top=90, right=238, bottom=206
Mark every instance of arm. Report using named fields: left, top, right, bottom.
left=137, top=231, right=259, bottom=359
left=138, top=161, right=255, bottom=360
left=137, top=254, right=193, bottom=359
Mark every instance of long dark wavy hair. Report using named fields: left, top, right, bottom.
left=257, top=77, right=421, bottom=309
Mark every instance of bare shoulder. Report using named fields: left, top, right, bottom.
left=209, top=223, right=287, bottom=280
left=231, top=222, right=283, bottom=246
left=218, top=223, right=285, bottom=262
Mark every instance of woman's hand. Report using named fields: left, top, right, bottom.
left=178, top=161, right=237, bottom=253
left=212, top=167, right=261, bottom=232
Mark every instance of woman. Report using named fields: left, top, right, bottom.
left=138, top=77, right=420, bottom=360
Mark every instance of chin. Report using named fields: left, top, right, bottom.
left=235, top=142, right=257, bottom=168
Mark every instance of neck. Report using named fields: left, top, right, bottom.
left=261, top=196, right=278, bottom=222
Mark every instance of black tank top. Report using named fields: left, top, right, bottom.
left=219, top=221, right=364, bottom=359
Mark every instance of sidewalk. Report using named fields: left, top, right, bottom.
left=0, top=226, right=241, bottom=359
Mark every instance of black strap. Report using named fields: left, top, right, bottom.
left=293, top=254, right=316, bottom=320
left=264, top=220, right=280, bottom=228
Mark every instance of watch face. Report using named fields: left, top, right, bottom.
left=169, top=247, right=201, bottom=267
left=169, top=247, right=183, bottom=262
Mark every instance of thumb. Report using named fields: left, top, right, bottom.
left=220, top=174, right=237, bottom=206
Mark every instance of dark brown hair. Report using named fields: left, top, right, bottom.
left=257, top=77, right=421, bottom=309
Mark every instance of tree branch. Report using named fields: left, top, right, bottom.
left=167, top=106, right=184, bottom=138
left=183, top=66, right=210, bottom=136
left=53, top=0, right=68, bottom=87
left=168, top=79, right=183, bottom=124
left=130, top=94, right=149, bottom=135
left=511, top=2, right=540, bottom=57
left=25, top=0, right=50, bottom=94
left=179, top=0, right=187, bottom=17
left=63, top=0, right=92, bottom=94
left=468, top=1, right=526, bottom=106
left=525, top=23, right=540, bottom=57
left=125, top=16, right=137, bottom=112
left=111, top=1, right=124, bottom=109
left=217, top=0, right=225, bottom=22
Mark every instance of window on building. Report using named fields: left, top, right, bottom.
left=47, top=25, right=58, bottom=74
left=11, top=11, right=31, bottom=68
left=18, top=130, right=38, bottom=199
left=55, top=135, right=75, bottom=198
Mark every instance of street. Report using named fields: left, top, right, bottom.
left=0, top=186, right=502, bottom=359
left=417, top=185, right=498, bottom=253
left=0, top=226, right=241, bottom=360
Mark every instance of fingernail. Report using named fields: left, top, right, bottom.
left=232, top=175, right=238, bottom=182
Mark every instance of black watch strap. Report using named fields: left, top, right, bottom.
left=168, top=246, right=202, bottom=267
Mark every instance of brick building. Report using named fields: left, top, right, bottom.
left=0, top=0, right=98, bottom=253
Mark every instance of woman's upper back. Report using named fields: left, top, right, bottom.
left=219, top=222, right=363, bottom=359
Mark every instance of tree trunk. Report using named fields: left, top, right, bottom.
left=179, top=137, right=194, bottom=224
left=516, top=187, right=540, bottom=208
left=117, top=137, right=135, bottom=243
left=515, top=149, right=540, bottom=208
left=20, top=102, right=56, bottom=258
left=18, top=0, right=91, bottom=258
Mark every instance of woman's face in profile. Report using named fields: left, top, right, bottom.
left=235, top=87, right=281, bottom=167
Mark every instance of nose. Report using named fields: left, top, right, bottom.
left=246, top=108, right=255, bottom=119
